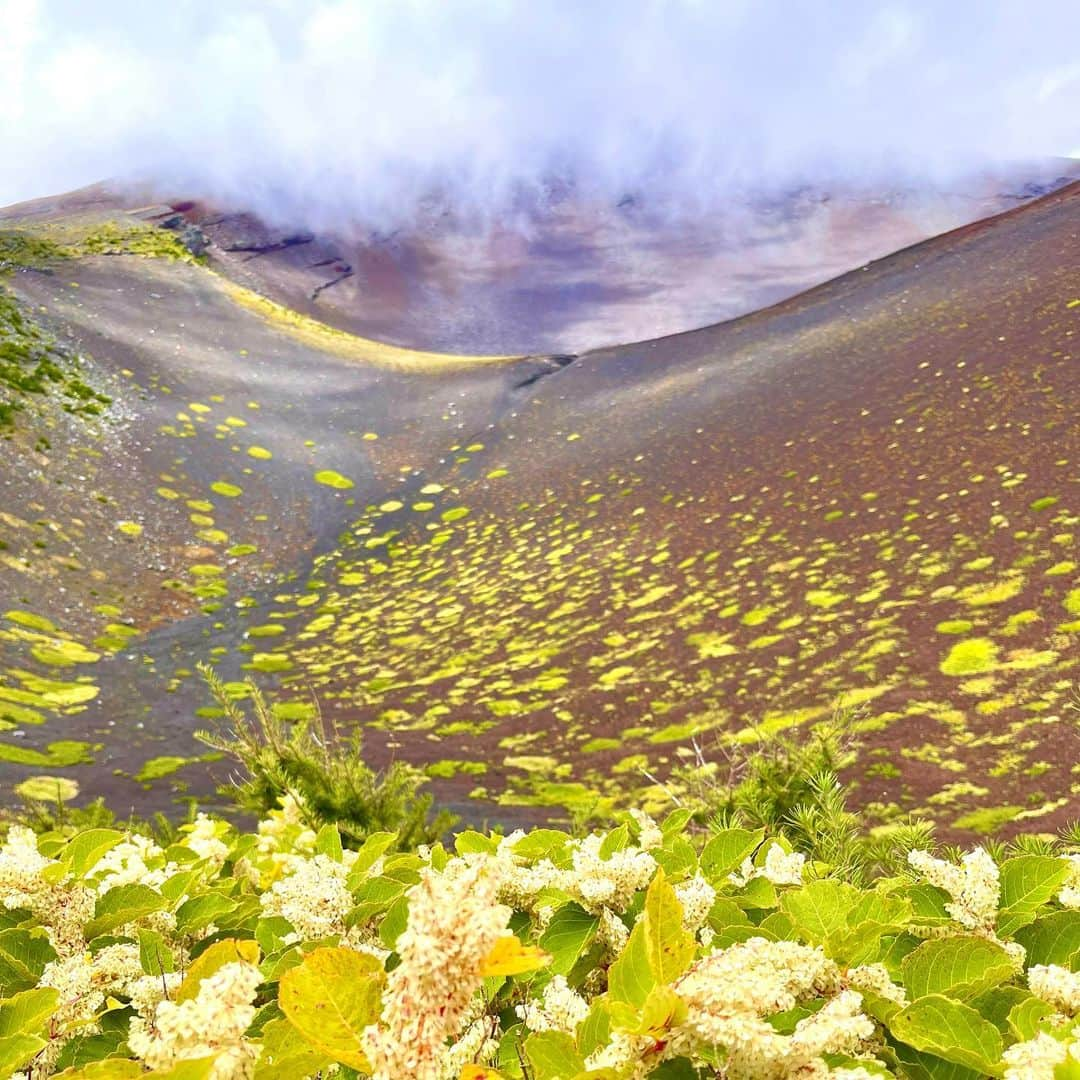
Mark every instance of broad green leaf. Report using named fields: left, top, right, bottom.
left=177, top=938, right=260, bottom=1002
left=653, top=836, right=697, bottom=879
left=137, top=928, right=175, bottom=977
left=0, top=987, right=59, bottom=1075
left=1015, top=910, right=1080, bottom=970
left=508, top=830, right=570, bottom=864
left=607, top=921, right=653, bottom=1009
left=996, top=856, right=1070, bottom=936
left=1007, top=995, right=1054, bottom=1041
left=278, top=946, right=384, bottom=1072
left=377, top=895, right=410, bottom=952
left=539, top=904, right=598, bottom=976
left=660, top=809, right=694, bottom=837
left=0, top=1034, right=46, bottom=1077
left=889, top=994, right=1002, bottom=1074
left=699, top=828, right=763, bottom=879
left=453, top=830, right=498, bottom=857
left=524, top=1030, right=584, bottom=1080
left=174, top=892, right=238, bottom=934
left=970, top=985, right=1030, bottom=1034
left=576, top=1000, right=612, bottom=1058
left=780, top=879, right=859, bottom=945
left=599, top=825, right=630, bottom=860
left=85, top=884, right=167, bottom=939
left=314, top=824, right=343, bottom=862
left=900, top=934, right=1015, bottom=1000
left=0, top=986, right=61, bottom=1038
left=497, top=1022, right=527, bottom=1079
left=890, top=1042, right=983, bottom=1080
left=150, top=1058, right=218, bottom=1079
left=643, top=869, right=694, bottom=985
left=347, top=831, right=398, bottom=887
left=47, top=829, right=124, bottom=882
left=254, top=1017, right=332, bottom=1080
left=53, top=1061, right=144, bottom=1079
left=0, top=927, right=56, bottom=993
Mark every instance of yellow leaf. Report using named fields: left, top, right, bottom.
left=177, top=938, right=260, bottom=1003
left=479, top=935, right=551, bottom=976
left=460, top=1067, right=505, bottom=1080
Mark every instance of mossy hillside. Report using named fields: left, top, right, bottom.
left=0, top=287, right=110, bottom=428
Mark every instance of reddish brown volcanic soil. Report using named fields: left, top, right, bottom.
left=0, top=174, right=1077, bottom=837
left=8, top=161, right=1079, bottom=355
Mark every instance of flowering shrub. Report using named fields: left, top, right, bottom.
left=2, top=799, right=1080, bottom=1078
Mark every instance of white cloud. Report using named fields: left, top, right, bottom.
left=1, top=1, right=1078, bottom=227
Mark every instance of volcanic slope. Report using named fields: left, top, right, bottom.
left=0, top=185, right=1078, bottom=837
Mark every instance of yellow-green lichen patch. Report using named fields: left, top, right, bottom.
left=940, top=638, right=999, bottom=677
left=314, top=469, right=354, bottom=490
left=210, top=481, right=243, bottom=498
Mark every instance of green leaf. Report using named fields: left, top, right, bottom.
left=0, top=927, right=56, bottom=993
left=0, top=986, right=59, bottom=1037
left=643, top=869, right=694, bottom=985
left=53, top=1061, right=144, bottom=1079
left=0, top=987, right=59, bottom=1075
left=780, top=879, right=859, bottom=945
left=889, top=994, right=1002, bottom=1074
left=576, top=1000, right=612, bottom=1059
left=254, top=1017, right=332, bottom=1080
left=137, top=928, right=175, bottom=977
left=314, top=824, right=343, bottom=862
left=1015, top=910, right=1080, bottom=970
left=377, top=896, right=409, bottom=951
left=1007, top=995, right=1054, bottom=1041
left=174, top=891, right=238, bottom=934
left=539, top=904, right=598, bottom=976
left=607, top=921, right=653, bottom=1009
left=699, top=828, right=763, bottom=879
left=524, top=1030, right=585, bottom=1079
left=0, top=1034, right=47, bottom=1077
left=278, top=946, right=385, bottom=1072
left=599, top=825, right=630, bottom=860
left=151, top=1058, right=218, bottom=1079
left=47, top=828, right=124, bottom=882
left=85, top=884, right=167, bottom=939
left=996, top=856, right=1070, bottom=936
left=900, top=934, right=1016, bottom=1000
left=890, top=1042, right=984, bottom=1080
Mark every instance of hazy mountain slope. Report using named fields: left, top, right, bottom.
left=0, top=183, right=1076, bottom=836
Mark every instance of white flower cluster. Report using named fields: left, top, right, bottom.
left=363, top=858, right=510, bottom=1080
left=182, top=813, right=231, bottom=864
left=908, top=847, right=1000, bottom=931
left=128, top=960, right=262, bottom=1079
left=1029, top=964, right=1080, bottom=1016
left=730, top=842, right=807, bottom=888
left=628, top=808, right=664, bottom=850
left=0, top=825, right=93, bottom=957
left=89, top=835, right=168, bottom=894
left=672, top=939, right=873, bottom=1078
left=260, top=852, right=354, bottom=941
left=674, top=873, right=716, bottom=933
left=516, top=974, right=590, bottom=1034
left=1060, top=854, right=1080, bottom=909
left=847, top=962, right=908, bottom=1007
left=494, top=830, right=657, bottom=915
left=1003, top=1030, right=1074, bottom=1080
